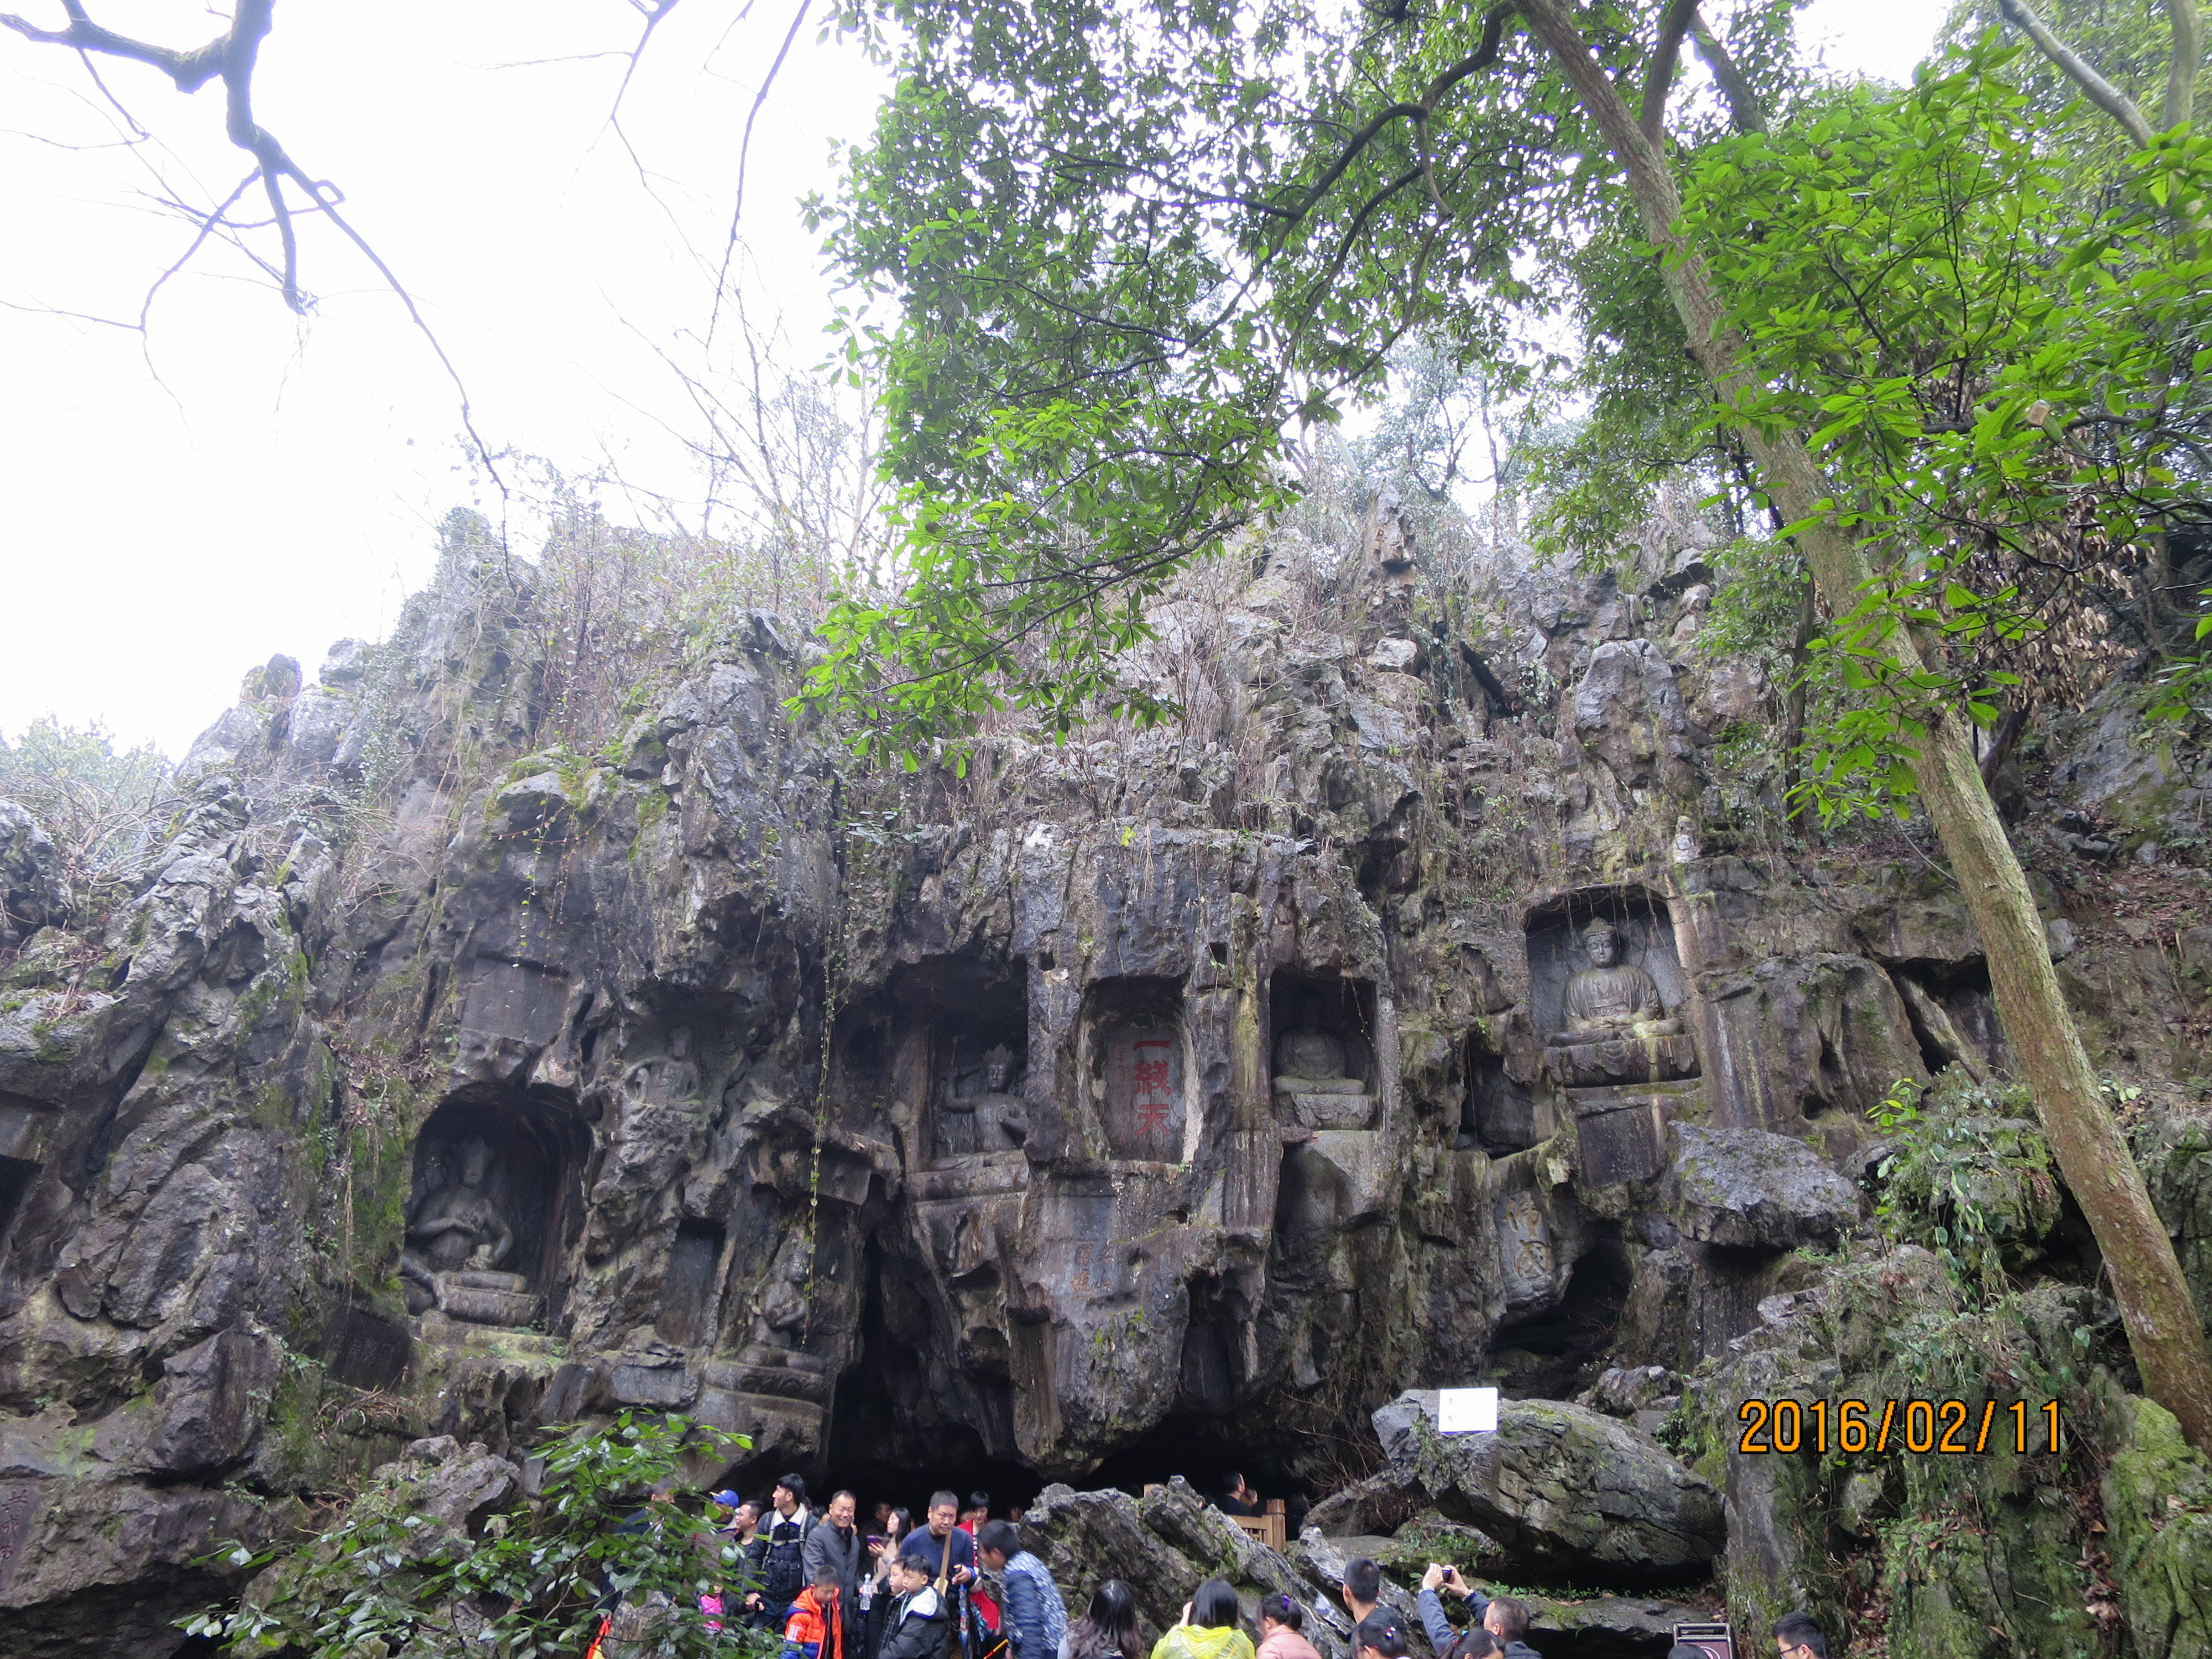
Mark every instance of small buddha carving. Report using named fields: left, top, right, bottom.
left=626, top=1025, right=701, bottom=1107
left=1549, top=919, right=1682, bottom=1045
left=401, top=1138, right=515, bottom=1314
left=755, top=1239, right=812, bottom=1350
left=937, top=1042, right=1029, bottom=1158
left=1272, top=996, right=1367, bottom=1095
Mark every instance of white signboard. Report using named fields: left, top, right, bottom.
left=1437, top=1387, right=1499, bottom=1434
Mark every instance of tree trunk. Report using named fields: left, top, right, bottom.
left=1518, top=0, right=2212, bottom=1453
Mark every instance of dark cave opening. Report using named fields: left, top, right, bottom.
left=1084, top=1412, right=1318, bottom=1516
left=1489, top=1235, right=1633, bottom=1399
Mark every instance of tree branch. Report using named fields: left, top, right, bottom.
left=2165, top=0, right=2201, bottom=133
left=1687, top=9, right=1764, bottom=134
left=709, top=0, right=812, bottom=349
left=1640, top=0, right=1699, bottom=143
left=1997, top=0, right=2153, bottom=147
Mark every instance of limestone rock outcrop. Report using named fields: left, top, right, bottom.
left=0, top=511, right=2207, bottom=1655
left=1370, top=1391, right=1721, bottom=1583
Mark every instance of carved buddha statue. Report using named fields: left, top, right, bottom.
left=937, top=1042, right=1029, bottom=1158
left=1549, top=919, right=1682, bottom=1045
left=401, top=1138, right=515, bottom=1315
left=1272, top=997, right=1367, bottom=1096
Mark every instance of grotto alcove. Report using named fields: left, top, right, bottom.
left=886, top=950, right=1031, bottom=1168
left=1464, top=1041, right=1550, bottom=1153
left=1079, top=974, right=1192, bottom=1162
left=1525, top=886, right=1703, bottom=1186
left=402, top=1084, right=589, bottom=1328
left=1267, top=970, right=1379, bottom=1131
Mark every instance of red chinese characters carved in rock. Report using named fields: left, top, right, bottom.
left=1132, top=1039, right=1175, bottom=1140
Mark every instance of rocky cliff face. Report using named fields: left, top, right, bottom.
left=2, top=513, right=2209, bottom=1656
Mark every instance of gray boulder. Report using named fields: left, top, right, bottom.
left=1373, top=1390, right=1723, bottom=1583
left=142, top=1326, right=279, bottom=1477
left=1665, top=1124, right=1858, bottom=1249
left=1022, top=1480, right=1352, bottom=1657
left=1572, top=639, right=1699, bottom=795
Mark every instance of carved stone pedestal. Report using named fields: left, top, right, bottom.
left=1567, top=1081, right=1704, bottom=1186
left=1545, top=1031, right=1699, bottom=1089
left=434, top=1270, right=540, bottom=1327
left=1274, top=1083, right=1379, bottom=1130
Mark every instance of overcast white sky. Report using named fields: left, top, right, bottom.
left=0, top=0, right=1941, bottom=761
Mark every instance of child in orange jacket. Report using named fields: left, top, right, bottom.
left=782, top=1567, right=846, bottom=1659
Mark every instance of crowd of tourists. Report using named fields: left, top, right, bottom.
left=645, top=1473, right=1833, bottom=1659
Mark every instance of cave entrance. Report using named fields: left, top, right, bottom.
left=1084, top=1413, right=1321, bottom=1530
left=1488, top=1234, right=1632, bottom=1399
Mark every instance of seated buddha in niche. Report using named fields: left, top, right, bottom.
left=1272, top=995, right=1368, bottom=1094
left=401, top=1137, right=538, bottom=1325
left=1548, top=918, right=1682, bottom=1045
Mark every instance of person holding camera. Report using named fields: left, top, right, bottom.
left=1419, top=1564, right=1538, bottom=1659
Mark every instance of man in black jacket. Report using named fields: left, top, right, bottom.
left=762, top=1474, right=814, bottom=1618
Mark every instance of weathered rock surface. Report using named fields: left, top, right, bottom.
left=0, top=512, right=2206, bottom=1655
left=1663, top=1124, right=1859, bottom=1250
left=1372, top=1390, right=1721, bottom=1583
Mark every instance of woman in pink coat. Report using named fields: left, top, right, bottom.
left=1255, top=1594, right=1322, bottom=1659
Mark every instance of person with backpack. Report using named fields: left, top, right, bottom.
left=975, top=1520, right=1066, bottom=1659
left=763, top=1475, right=815, bottom=1623
left=1148, top=1579, right=1255, bottom=1659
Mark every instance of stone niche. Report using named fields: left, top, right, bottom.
left=1083, top=976, right=1190, bottom=1162
left=1528, top=892, right=1696, bottom=1087
left=654, top=1218, right=726, bottom=1349
left=1527, top=890, right=1700, bottom=1186
left=1267, top=972, right=1379, bottom=1131
left=401, top=1086, right=588, bottom=1329
left=888, top=953, right=1031, bottom=1171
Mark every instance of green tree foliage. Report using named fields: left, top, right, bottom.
left=0, top=715, right=168, bottom=884
left=1677, top=40, right=2212, bottom=816
left=804, top=0, right=1812, bottom=759
left=183, top=1412, right=761, bottom=1658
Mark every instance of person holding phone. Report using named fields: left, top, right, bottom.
left=1419, top=1564, right=1538, bottom=1659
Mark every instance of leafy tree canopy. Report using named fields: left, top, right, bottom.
left=802, top=0, right=1806, bottom=761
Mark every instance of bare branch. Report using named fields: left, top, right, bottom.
left=1996, top=0, right=2153, bottom=147
left=1640, top=0, right=1699, bottom=143
left=2, top=0, right=505, bottom=489
left=1687, top=11, right=1764, bottom=134
left=709, top=0, right=812, bottom=349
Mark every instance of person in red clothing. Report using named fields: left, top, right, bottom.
left=782, top=1566, right=847, bottom=1659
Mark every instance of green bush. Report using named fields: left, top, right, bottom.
left=1868, top=1067, right=2060, bottom=1296
left=184, top=1412, right=770, bottom=1658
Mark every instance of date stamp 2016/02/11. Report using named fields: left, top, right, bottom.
left=1736, top=1399, right=2064, bottom=1455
